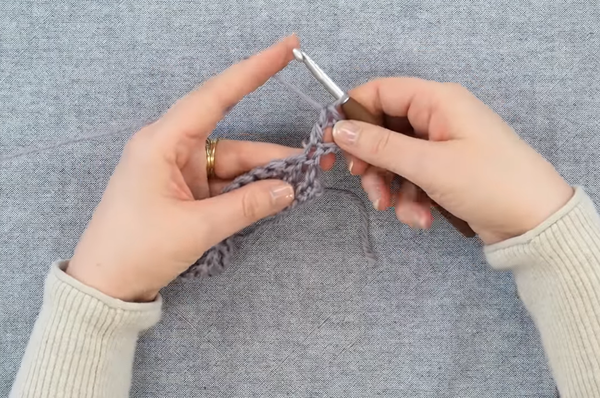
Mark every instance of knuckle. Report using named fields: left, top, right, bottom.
left=241, top=191, right=263, bottom=220
left=443, top=82, right=467, bottom=95
left=124, top=126, right=154, bottom=156
left=370, top=129, right=392, bottom=156
left=444, top=82, right=463, bottom=90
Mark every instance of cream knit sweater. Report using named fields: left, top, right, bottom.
left=10, top=188, right=600, bottom=397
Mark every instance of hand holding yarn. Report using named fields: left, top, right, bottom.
left=67, top=37, right=305, bottom=302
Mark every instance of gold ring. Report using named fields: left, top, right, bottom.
left=205, top=137, right=219, bottom=178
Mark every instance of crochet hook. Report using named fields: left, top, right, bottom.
left=292, top=49, right=384, bottom=126
left=292, top=48, right=476, bottom=238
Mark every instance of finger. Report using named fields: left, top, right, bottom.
left=214, top=139, right=335, bottom=180
left=163, top=35, right=300, bottom=136
left=347, top=154, right=369, bottom=175
left=209, top=179, right=230, bottom=196
left=394, top=182, right=433, bottom=229
left=320, top=153, right=336, bottom=171
left=214, top=140, right=302, bottom=179
left=360, top=167, right=393, bottom=210
left=348, top=115, right=415, bottom=175
left=348, top=77, right=442, bottom=135
left=332, top=120, right=435, bottom=185
left=395, top=200, right=433, bottom=230
left=348, top=116, right=415, bottom=175
left=323, top=124, right=367, bottom=175
left=209, top=156, right=332, bottom=198
left=195, top=180, right=294, bottom=247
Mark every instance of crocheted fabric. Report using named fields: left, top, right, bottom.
left=181, top=99, right=346, bottom=278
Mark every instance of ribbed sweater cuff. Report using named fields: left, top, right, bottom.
left=485, top=187, right=600, bottom=397
left=10, top=261, right=162, bottom=398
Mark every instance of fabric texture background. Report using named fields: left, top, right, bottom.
left=1, top=1, right=598, bottom=397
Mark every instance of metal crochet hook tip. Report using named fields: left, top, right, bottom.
left=292, top=48, right=304, bottom=62
left=292, top=48, right=347, bottom=101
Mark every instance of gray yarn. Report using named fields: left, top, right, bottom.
left=182, top=98, right=377, bottom=278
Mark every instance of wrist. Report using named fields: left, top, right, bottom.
left=66, top=259, right=158, bottom=303
left=481, top=181, right=575, bottom=245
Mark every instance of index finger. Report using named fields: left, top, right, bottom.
left=348, top=77, right=441, bottom=135
left=324, top=77, right=436, bottom=175
left=163, top=35, right=300, bottom=136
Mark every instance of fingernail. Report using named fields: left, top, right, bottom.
left=348, top=160, right=354, bottom=174
left=270, top=184, right=295, bottom=205
left=373, top=199, right=380, bottom=210
left=333, top=121, right=359, bottom=145
left=367, top=187, right=381, bottom=210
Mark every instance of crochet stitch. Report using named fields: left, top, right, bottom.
left=182, top=98, right=372, bottom=278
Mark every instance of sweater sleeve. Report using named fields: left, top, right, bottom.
left=485, top=187, right=600, bottom=397
left=10, top=261, right=162, bottom=398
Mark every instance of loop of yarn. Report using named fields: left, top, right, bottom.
left=181, top=99, right=346, bottom=278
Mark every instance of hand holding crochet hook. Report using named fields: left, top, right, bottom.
left=294, top=49, right=573, bottom=245
left=292, top=49, right=476, bottom=238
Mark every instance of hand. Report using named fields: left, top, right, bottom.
left=67, top=36, right=316, bottom=302
left=332, top=78, right=574, bottom=244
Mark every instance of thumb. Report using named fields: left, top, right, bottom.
left=195, top=179, right=294, bottom=247
left=333, top=120, right=433, bottom=183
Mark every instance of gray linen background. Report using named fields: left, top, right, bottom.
left=1, top=1, right=599, bottom=397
